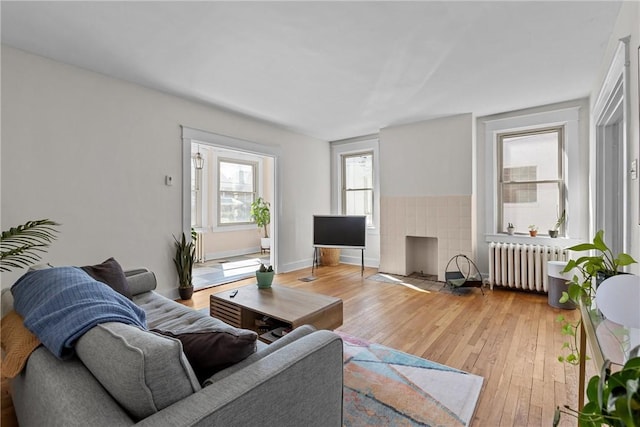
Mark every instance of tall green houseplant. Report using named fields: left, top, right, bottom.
left=173, top=232, right=196, bottom=299
left=250, top=197, right=271, bottom=238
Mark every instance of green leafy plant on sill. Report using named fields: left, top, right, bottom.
left=250, top=197, right=271, bottom=239
left=556, top=230, right=637, bottom=365
left=0, top=219, right=60, bottom=272
left=554, top=356, right=640, bottom=427
left=551, top=208, right=566, bottom=232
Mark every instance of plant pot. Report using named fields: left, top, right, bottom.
left=529, top=230, right=538, bottom=237
left=507, top=228, right=515, bottom=235
left=549, top=230, right=558, bottom=238
left=260, top=237, right=271, bottom=249
left=256, top=271, right=275, bottom=289
left=178, top=286, right=194, bottom=300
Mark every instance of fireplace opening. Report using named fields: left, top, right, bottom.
left=406, top=236, right=438, bottom=280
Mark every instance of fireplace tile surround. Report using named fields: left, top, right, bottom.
left=379, top=195, right=474, bottom=281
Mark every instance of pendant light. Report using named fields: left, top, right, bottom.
left=193, top=145, right=204, bottom=170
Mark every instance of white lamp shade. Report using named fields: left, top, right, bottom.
left=595, top=274, right=640, bottom=329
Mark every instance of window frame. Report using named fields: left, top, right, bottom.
left=217, top=157, right=258, bottom=227
left=496, top=126, right=566, bottom=236
left=191, top=161, right=204, bottom=228
left=483, top=105, right=584, bottom=244
left=341, top=151, right=374, bottom=226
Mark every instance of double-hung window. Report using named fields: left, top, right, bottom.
left=342, top=152, right=374, bottom=226
left=218, top=158, right=256, bottom=225
left=498, top=127, right=565, bottom=235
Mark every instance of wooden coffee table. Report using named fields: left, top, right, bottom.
left=210, top=284, right=343, bottom=342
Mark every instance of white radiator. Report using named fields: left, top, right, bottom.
left=195, top=232, right=205, bottom=263
left=488, top=242, right=568, bottom=292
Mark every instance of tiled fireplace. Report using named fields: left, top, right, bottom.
left=379, top=195, right=474, bottom=281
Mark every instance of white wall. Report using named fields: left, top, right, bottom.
left=379, top=113, right=474, bottom=197
left=590, top=1, right=640, bottom=274
left=1, top=46, right=330, bottom=297
left=378, top=114, right=475, bottom=279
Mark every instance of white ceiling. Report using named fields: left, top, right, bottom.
left=1, top=1, right=622, bottom=141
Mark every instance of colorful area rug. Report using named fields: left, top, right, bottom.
left=339, top=332, right=483, bottom=426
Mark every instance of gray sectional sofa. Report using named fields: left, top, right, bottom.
left=7, top=268, right=344, bottom=426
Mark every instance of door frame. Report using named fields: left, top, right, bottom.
left=181, top=126, right=282, bottom=271
left=592, top=37, right=631, bottom=256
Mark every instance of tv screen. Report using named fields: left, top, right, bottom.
left=313, top=215, right=366, bottom=248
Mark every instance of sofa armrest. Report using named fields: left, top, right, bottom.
left=12, top=347, right=134, bottom=427
left=137, top=330, right=343, bottom=427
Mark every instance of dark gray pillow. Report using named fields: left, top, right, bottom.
left=152, top=328, right=258, bottom=383
left=81, top=257, right=132, bottom=299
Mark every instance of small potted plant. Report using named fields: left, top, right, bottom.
left=528, top=225, right=538, bottom=237
left=256, top=263, right=274, bottom=289
left=549, top=209, right=565, bottom=238
left=506, top=222, right=515, bottom=235
left=250, top=197, right=271, bottom=251
left=173, top=232, right=196, bottom=300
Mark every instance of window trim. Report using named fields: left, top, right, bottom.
left=217, top=157, right=258, bottom=227
left=341, top=151, right=374, bottom=225
left=496, top=126, right=565, bottom=235
left=330, top=137, right=379, bottom=232
left=483, top=106, right=583, bottom=242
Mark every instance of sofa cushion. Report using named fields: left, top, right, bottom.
left=76, top=322, right=201, bottom=421
left=81, top=257, right=131, bottom=299
left=152, top=327, right=258, bottom=383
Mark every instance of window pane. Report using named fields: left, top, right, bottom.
left=345, top=154, right=372, bottom=189
left=218, top=160, right=256, bottom=225
left=219, top=191, right=253, bottom=224
left=346, top=189, right=373, bottom=226
left=502, top=182, right=561, bottom=234
left=220, top=161, right=254, bottom=192
left=502, top=131, right=560, bottom=181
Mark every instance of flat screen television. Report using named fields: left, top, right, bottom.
left=313, top=215, right=366, bottom=248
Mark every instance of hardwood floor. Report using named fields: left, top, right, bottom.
left=183, top=264, right=590, bottom=426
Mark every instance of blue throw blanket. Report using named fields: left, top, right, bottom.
left=12, top=266, right=147, bottom=359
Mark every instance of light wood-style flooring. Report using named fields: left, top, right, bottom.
left=183, top=263, right=591, bottom=426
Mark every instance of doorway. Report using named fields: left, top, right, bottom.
left=182, top=127, right=278, bottom=290
left=593, top=38, right=630, bottom=257
left=595, top=78, right=624, bottom=255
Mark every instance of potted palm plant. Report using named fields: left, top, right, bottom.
left=1, top=219, right=60, bottom=271
left=250, top=197, right=271, bottom=251
left=173, top=232, right=196, bottom=300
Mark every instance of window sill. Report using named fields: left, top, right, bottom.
left=484, top=234, right=582, bottom=247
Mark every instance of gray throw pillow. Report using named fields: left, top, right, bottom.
left=76, top=322, right=201, bottom=421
